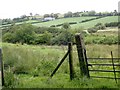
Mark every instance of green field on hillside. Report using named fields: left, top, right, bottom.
left=72, top=16, right=118, bottom=29
left=32, top=16, right=118, bottom=29
left=33, top=17, right=96, bottom=27
left=1, top=16, right=118, bottom=30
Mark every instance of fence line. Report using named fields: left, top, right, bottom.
left=89, top=70, right=120, bottom=73
left=87, top=57, right=120, bottom=82
left=87, top=58, right=120, bottom=60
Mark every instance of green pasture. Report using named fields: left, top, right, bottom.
left=1, top=16, right=118, bottom=30
left=72, top=16, right=118, bottom=29
left=33, top=16, right=118, bottom=29
left=33, top=16, right=96, bottom=27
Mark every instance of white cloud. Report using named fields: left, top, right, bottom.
left=0, top=0, right=119, bottom=19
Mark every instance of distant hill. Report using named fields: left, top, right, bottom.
left=32, top=16, right=118, bottom=29
left=0, top=16, right=118, bottom=29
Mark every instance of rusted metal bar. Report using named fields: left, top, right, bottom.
left=89, top=70, right=120, bottom=72
left=88, top=63, right=120, bottom=66
left=87, top=58, right=120, bottom=60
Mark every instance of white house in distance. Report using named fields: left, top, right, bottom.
left=42, top=17, right=55, bottom=22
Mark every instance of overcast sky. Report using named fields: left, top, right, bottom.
left=0, top=0, right=119, bottom=19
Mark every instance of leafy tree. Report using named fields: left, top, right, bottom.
left=3, top=23, right=36, bottom=44
left=14, top=24, right=36, bottom=44
left=34, top=31, right=52, bottom=45
left=44, top=14, right=50, bottom=18
left=51, top=30, right=74, bottom=45
left=64, top=11, right=73, bottom=18
left=54, top=14, right=59, bottom=19
left=73, top=12, right=80, bottom=17
left=88, top=10, right=96, bottom=16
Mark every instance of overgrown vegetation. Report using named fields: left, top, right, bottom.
left=2, top=43, right=119, bottom=88
left=2, top=22, right=119, bottom=45
left=1, top=14, right=119, bottom=88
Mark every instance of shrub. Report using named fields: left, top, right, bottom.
left=105, top=22, right=119, bottom=27
left=34, top=31, right=52, bottom=45
left=51, top=30, right=74, bottom=45
left=3, top=23, right=37, bottom=44
left=62, top=23, right=71, bottom=29
left=95, top=23, right=106, bottom=30
left=3, top=33, right=16, bottom=43
left=87, top=27, right=98, bottom=33
left=50, top=25, right=56, bottom=27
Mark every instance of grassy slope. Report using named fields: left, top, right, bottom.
left=72, top=16, right=118, bottom=29
left=32, top=17, right=96, bottom=27
left=1, top=16, right=118, bottom=29
left=2, top=43, right=120, bottom=88
left=33, top=16, right=118, bottom=29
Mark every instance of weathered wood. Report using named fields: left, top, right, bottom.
left=0, top=49, right=4, bottom=86
left=68, top=42, right=74, bottom=80
left=50, top=51, right=69, bottom=78
left=111, top=51, right=117, bottom=83
left=75, top=33, right=87, bottom=77
left=84, top=49, right=90, bottom=78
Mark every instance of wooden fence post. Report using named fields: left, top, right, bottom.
left=50, top=51, right=69, bottom=78
left=0, top=49, right=4, bottom=86
left=68, top=42, right=74, bottom=80
left=75, top=33, right=88, bottom=77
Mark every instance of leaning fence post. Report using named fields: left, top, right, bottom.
left=68, top=42, right=74, bottom=80
left=75, top=33, right=87, bottom=77
left=0, top=49, right=4, bottom=86
left=50, top=51, right=69, bottom=78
